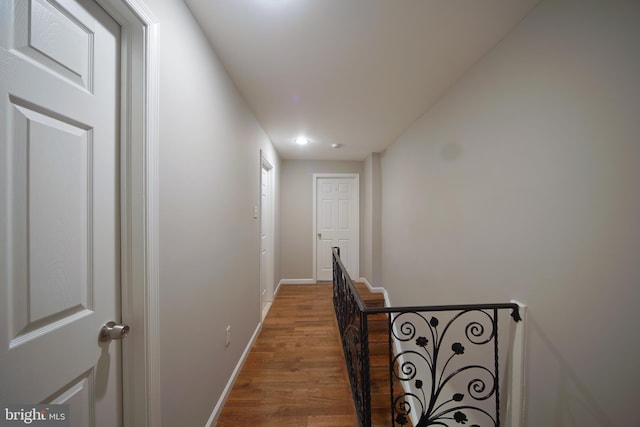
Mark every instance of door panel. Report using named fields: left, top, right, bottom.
left=11, top=101, right=91, bottom=340
left=320, top=239, right=333, bottom=272
left=45, top=370, right=93, bottom=426
left=22, top=0, right=93, bottom=89
left=0, top=0, right=122, bottom=424
left=338, top=199, right=350, bottom=229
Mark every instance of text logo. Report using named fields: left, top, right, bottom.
left=1, top=405, right=69, bottom=427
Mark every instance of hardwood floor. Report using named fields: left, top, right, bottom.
left=215, top=284, right=359, bottom=427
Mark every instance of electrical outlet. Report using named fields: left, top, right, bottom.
left=225, top=325, right=231, bottom=347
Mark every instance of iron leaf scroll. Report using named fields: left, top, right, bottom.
left=391, top=309, right=502, bottom=427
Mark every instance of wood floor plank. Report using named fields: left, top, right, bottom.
left=215, top=284, right=359, bottom=427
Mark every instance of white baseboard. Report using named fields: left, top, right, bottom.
left=278, top=278, right=315, bottom=285
left=273, top=281, right=282, bottom=298
left=206, top=322, right=263, bottom=426
left=358, top=277, right=391, bottom=307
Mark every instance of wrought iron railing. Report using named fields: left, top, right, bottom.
left=332, top=247, right=371, bottom=426
left=332, top=247, right=522, bottom=427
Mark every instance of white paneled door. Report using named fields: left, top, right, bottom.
left=315, top=175, right=359, bottom=281
left=0, top=0, right=123, bottom=425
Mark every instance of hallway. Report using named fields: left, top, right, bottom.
left=216, top=284, right=358, bottom=426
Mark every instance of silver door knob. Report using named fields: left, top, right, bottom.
left=100, top=321, right=130, bottom=342
left=317, top=233, right=322, bottom=239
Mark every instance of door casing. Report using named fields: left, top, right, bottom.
left=91, top=1, right=159, bottom=425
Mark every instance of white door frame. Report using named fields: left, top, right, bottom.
left=260, top=152, right=274, bottom=319
left=312, top=173, right=359, bottom=282
left=93, top=1, right=160, bottom=425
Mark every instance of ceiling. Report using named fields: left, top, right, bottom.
left=183, top=0, right=540, bottom=161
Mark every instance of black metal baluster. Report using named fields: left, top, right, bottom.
left=494, top=308, right=500, bottom=427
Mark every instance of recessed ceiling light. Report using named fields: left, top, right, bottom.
left=294, top=136, right=310, bottom=145
left=331, top=143, right=343, bottom=149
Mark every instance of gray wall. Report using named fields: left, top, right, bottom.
left=363, top=153, right=383, bottom=286
left=381, top=0, right=640, bottom=425
left=280, top=160, right=364, bottom=280
left=143, top=0, right=280, bottom=424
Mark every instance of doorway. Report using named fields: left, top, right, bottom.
left=260, top=153, right=275, bottom=320
left=0, top=0, right=159, bottom=424
left=313, top=173, right=359, bottom=281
